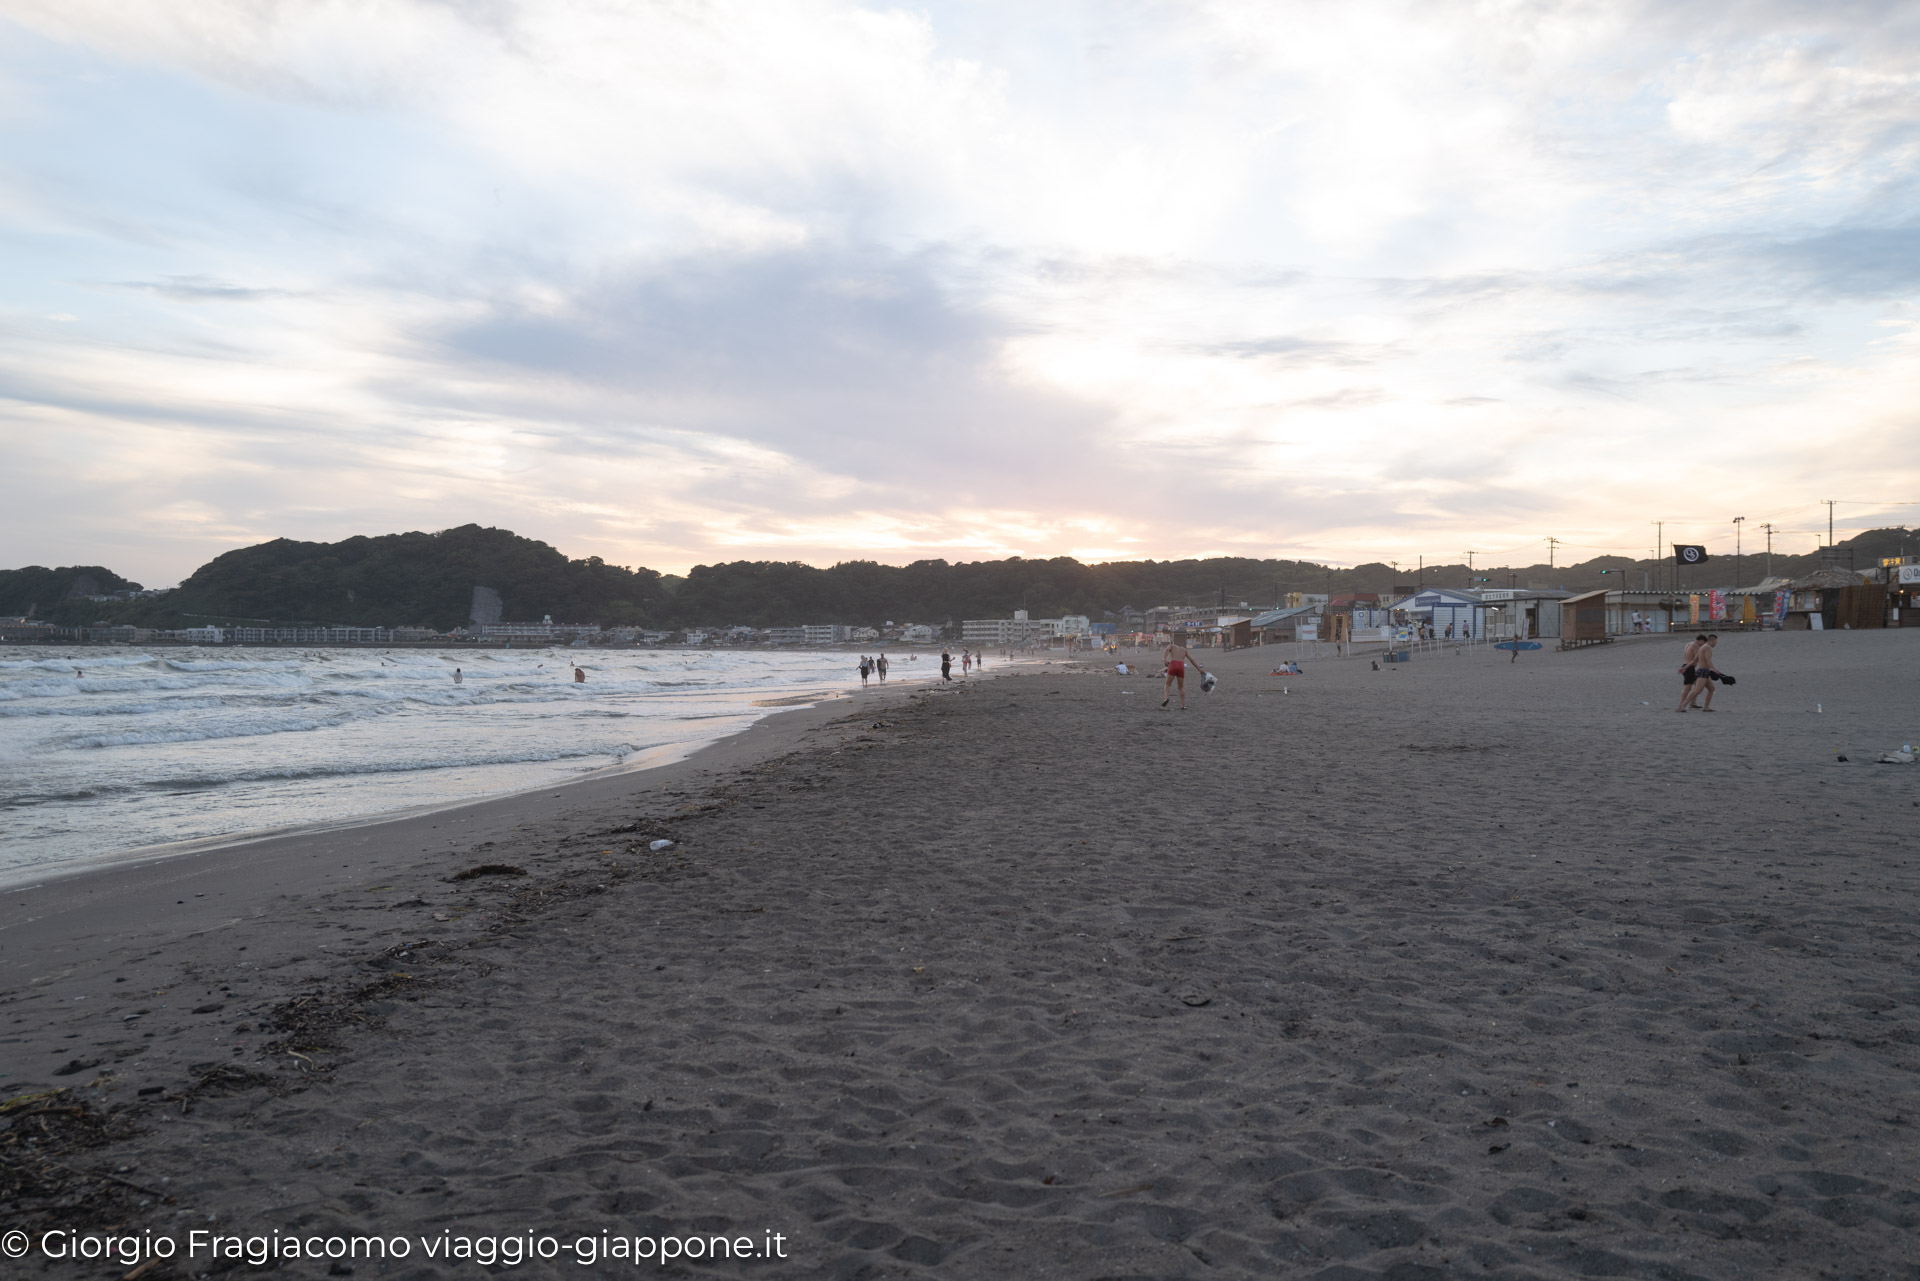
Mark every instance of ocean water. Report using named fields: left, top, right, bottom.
left=0, top=646, right=938, bottom=881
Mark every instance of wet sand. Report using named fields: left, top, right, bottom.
left=5, top=631, right=1919, bottom=1279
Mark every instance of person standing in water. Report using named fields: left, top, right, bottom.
left=573, top=666, right=586, bottom=683
left=453, top=668, right=463, bottom=684
left=940, top=649, right=953, bottom=681
left=859, top=655, right=871, bottom=684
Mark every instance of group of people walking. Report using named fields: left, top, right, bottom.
left=1676, top=633, right=1732, bottom=712
left=858, top=653, right=889, bottom=683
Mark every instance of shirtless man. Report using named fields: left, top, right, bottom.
left=1676, top=634, right=1711, bottom=711
left=1161, top=639, right=1205, bottom=710
left=1693, top=634, right=1729, bottom=711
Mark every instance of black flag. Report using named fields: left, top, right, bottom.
left=1673, top=545, right=1709, bottom=565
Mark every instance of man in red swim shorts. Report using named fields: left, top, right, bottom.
left=1162, top=639, right=1203, bottom=710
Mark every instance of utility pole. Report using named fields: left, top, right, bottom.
left=1825, top=499, right=1836, bottom=547
left=1653, top=521, right=1664, bottom=594
left=1546, top=536, right=1560, bottom=572
left=1760, top=522, right=1774, bottom=580
left=1464, top=551, right=1476, bottom=589
left=1418, top=555, right=1423, bottom=589
left=1733, top=516, right=1745, bottom=589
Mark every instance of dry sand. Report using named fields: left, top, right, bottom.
left=5, top=631, right=1920, bottom=1279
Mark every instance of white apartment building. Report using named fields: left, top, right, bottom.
left=478, top=614, right=601, bottom=641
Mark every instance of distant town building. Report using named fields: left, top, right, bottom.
left=478, top=615, right=601, bottom=642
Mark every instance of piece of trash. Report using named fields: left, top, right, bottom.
left=1817, top=704, right=1823, bottom=713
left=1836, top=754, right=1850, bottom=763
left=1876, top=751, right=1913, bottom=764
left=432, top=911, right=451, bottom=921
left=648, top=839, right=675, bottom=852
left=448, top=864, right=528, bottom=881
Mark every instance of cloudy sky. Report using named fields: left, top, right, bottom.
left=3, top=0, right=1918, bottom=585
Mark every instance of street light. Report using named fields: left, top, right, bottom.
left=1599, top=568, right=1631, bottom=633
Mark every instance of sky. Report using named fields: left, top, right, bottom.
left=2, top=0, right=1919, bottom=586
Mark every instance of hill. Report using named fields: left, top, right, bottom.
left=68, top=526, right=667, bottom=632
left=0, top=565, right=143, bottom=619
left=20, top=525, right=1912, bottom=632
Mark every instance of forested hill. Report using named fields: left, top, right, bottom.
left=16, top=524, right=1913, bottom=631
left=44, top=526, right=667, bottom=631
left=0, top=565, right=142, bottom=617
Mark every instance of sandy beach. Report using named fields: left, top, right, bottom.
left=5, top=630, right=1919, bottom=1279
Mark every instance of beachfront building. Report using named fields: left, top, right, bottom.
left=962, top=611, right=1053, bottom=646
left=1477, top=589, right=1571, bottom=640
left=1247, top=605, right=1319, bottom=643
left=1384, top=588, right=1488, bottom=639
left=230, top=625, right=398, bottom=644
left=479, top=616, right=602, bottom=642
left=802, top=625, right=854, bottom=644
left=1597, top=590, right=1679, bottom=634
left=900, top=624, right=937, bottom=644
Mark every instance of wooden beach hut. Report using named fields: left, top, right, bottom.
left=1557, top=589, right=1610, bottom=650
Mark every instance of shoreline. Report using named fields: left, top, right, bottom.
left=0, top=650, right=1019, bottom=892
left=1, top=661, right=1040, bottom=997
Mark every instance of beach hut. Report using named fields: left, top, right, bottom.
left=1247, top=605, right=1318, bottom=644
left=1557, top=589, right=1610, bottom=649
left=1783, top=568, right=1875, bottom=630
left=1383, top=588, right=1486, bottom=639
left=1891, top=563, right=1920, bottom=626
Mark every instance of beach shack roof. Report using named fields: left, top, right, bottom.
left=1788, top=567, right=1867, bottom=590
left=1248, top=605, right=1318, bottom=627
left=1383, top=587, right=1483, bottom=611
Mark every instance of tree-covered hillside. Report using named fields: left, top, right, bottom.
left=0, top=566, right=142, bottom=619
left=65, top=526, right=667, bottom=631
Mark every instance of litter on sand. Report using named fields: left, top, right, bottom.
left=649, top=839, right=675, bottom=851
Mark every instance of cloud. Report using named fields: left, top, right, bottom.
left=3, top=0, right=1920, bottom=585
left=114, top=275, right=300, bottom=301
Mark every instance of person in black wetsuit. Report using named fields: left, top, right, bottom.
left=940, top=649, right=953, bottom=681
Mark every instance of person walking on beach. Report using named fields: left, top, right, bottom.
left=1161, top=638, right=1205, bottom=710
left=876, top=653, right=888, bottom=681
left=1681, top=634, right=1729, bottom=712
left=1676, top=634, right=1709, bottom=711
left=940, top=649, right=953, bottom=681
left=859, top=656, right=871, bottom=684
left=962, top=649, right=972, bottom=675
